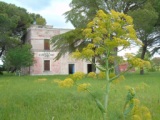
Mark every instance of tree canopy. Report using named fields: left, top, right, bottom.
left=0, top=1, right=46, bottom=57
left=64, top=0, right=147, bottom=28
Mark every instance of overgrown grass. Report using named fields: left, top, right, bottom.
left=0, top=72, right=159, bottom=120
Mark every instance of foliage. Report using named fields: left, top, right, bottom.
left=150, top=57, right=160, bottom=71
left=30, top=13, right=46, bottom=25
left=65, top=0, right=147, bottom=28
left=51, top=29, right=85, bottom=60
left=3, top=44, right=34, bottom=72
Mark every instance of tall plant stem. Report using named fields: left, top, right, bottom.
left=103, top=55, right=111, bottom=120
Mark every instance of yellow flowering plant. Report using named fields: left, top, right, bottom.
left=55, top=10, right=151, bottom=120
left=87, top=72, right=97, bottom=79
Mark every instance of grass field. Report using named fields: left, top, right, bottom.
left=0, top=72, right=159, bottom=120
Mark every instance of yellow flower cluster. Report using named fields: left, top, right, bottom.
left=131, top=99, right=152, bottom=120
left=71, top=71, right=85, bottom=81
left=113, top=37, right=130, bottom=47
left=72, top=50, right=82, bottom=59
left=125, top=53, right=151, bottom=68
left=56, top=78, right=74, bottom=88
left=81, top=48, right=95, bottom=58
left=93, top=36, right=102, bottom=44
left=111, top=9, right=133, bottom=25
left=87, top=72, right=97, bottom=79
left=77, top=83, right=91, bottom=92
left=98, top=72, right=106, bottom=79
left=125, top=25, right=137, bottom=40
left=87, top=43, right=95, bottom=49
left=113, top=75, right=125, bottom=84
left=35, top=78, right=47, bottom=83
left=95, top=47, right=105, bottom=55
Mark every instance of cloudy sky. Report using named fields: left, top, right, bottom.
left=0, top=0, right=74, bottom=28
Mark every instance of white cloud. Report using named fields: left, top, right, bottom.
left=33, top=0, right=74, bottom=28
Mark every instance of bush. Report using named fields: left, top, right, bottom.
left=87, top=72, right=97, bottom=79
left=98, top=72, right=106, bottom=79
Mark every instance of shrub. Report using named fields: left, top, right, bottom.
left=98, top=72, right=106, bottom=79
left=87, top=72, right=97, bottom=79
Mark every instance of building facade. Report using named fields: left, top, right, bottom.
left=26, top=25, right=94, bottom=75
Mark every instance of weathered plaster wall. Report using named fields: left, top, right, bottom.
left=26, top=25, right=91, bottom=75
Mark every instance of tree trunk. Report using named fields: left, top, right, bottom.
left=0, top=46, right=5, bottom=57
left=11, top=67, right=17, bottom=73
left=140, top=45, right=147, bottom=75
left=114, top=47, right=120, bottom=75
left=92, top=56, right=96, bottom=72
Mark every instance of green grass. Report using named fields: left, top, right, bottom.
left=0, top=72, right=159, bottom=120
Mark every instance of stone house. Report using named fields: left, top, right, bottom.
left=25, top=25, right=94, bottom=75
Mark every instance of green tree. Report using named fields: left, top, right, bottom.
left=56, top=10, right=150, bottom=120
left=64, top=0, right=147, bottom=28
left=3, top=44, right=34, bottom=75
left=30, top=13, right=46, bottom=25
left=128, top=1, right=160, bottom=74
left=0, top=1, right=31, bottom=58
left=0, top=1, right=46, bottom=58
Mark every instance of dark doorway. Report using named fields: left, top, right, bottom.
left=87, top=64, right=93, bottom=73
left=69, top=64, right=75, bottom=74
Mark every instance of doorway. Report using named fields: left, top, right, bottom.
left=68, top=64, right=75, bottom=74
left=87, top=64, right=92, bottom=73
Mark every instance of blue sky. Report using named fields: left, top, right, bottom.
left=0, top=0, right=74, bottom=28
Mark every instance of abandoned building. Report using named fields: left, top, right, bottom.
left=25, top=25, right=95, bottom=75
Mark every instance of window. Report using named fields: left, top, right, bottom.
left=44, top=39, right=50, bottom=50
left=44, top=60, right=50, bottom=71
